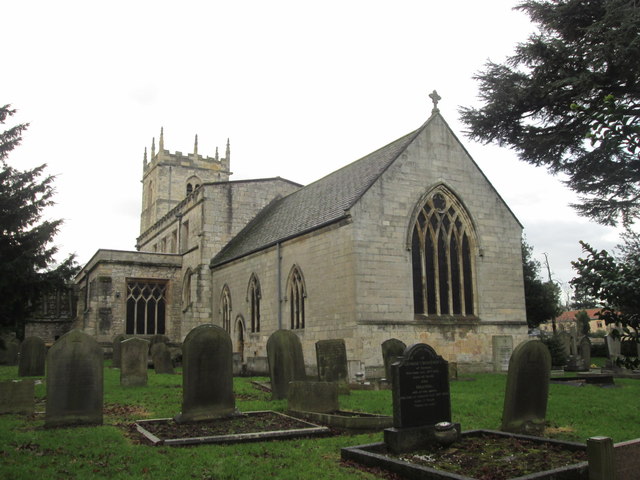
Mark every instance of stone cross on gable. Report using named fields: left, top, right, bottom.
left=429, top=90, right=441, bottom=114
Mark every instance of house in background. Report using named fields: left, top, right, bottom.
left=543, top=308, right=609, bottom=334
left=74, top=94, right=528, bottom=374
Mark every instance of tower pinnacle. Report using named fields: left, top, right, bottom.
left=151, top=137, right=156, bottom=158
left=159, top=127, right=164, bottom=152
left=225, top=138, right=231, bottom=162
left=194, top=134, right=198, bottom=156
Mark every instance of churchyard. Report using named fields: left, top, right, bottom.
left=1, top=333, right=640, bottom=479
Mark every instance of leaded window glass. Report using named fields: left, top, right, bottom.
left=411, top=188, right=475, bottom=316
left=126, top=280, right=167, bottom=334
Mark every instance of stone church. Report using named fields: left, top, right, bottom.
left=74, top=96, right=528, bottom=374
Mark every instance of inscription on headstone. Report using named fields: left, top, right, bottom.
left=316, top=339, right=348, bottom=383
left=391, top=343, right=451, bottom=429
left=492, top=335, right=513, bottom=372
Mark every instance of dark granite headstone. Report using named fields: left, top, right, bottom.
left=0, top=380, right=34, bottom=414
left=266, top=330, right=306, bottom=400
left=381, top=338, right=406, bottom=381
left=176, top=324, right=235, bottom=422
left=120, top=337, right=149, bottom=387
left=151, top=342, right=175, bottom=374
left=287, top=381, right=339, bottom=414
left=501, top=339, right=551, bottom=435
left=111, top=334, right=126, bottom=368
left=18, top=336, right=46, bottom=377
left=316, top=339, right=348, bottom=383
left=391, top=343, right=451, bottom=429
left=45, top=329, right=103, bottom=427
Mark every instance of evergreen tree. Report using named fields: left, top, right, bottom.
left=522, top=237, right=563, bottom=329
left=0, top=105, right=77, bottom=338
left=571, top=238, right=640, bottom=368
left=460, top=0, right=640, bottom=225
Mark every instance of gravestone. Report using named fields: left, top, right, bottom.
left=6, top=338, right=20, bottom=366
left=384, top=343, right=459, bottom=453
left=45, top=329, right=103, bottom=427
left=501, top=339, right=551, bottom=435
left=18, top=336, right=46, bottom=377
left=111, top=334, right=126, bottom=368
left=266, top=330, right=306, bottom=400
left=579, top=336, right=592, bottom=370
left=175, top=324, right=235, bottom=423
left=287, top=381, right=339, bottom=414
left=0, top=338, right=7, bottom=365
left=492, top=335, right=513, bottom=372
left=316, top=339, right=348, bottom=384
left=151, top=342, right=175, bottom=374
left=148, top=334, right=170, bottom=353
left=557, top=331, right=572, bottom=360
left=120, top=337, right=150, bottom=386
left=0, top=380, right=34, bottom=414
left=381, top=338, right=406, bottom=381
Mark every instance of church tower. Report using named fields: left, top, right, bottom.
left=140, top=128, right=231, bottom=234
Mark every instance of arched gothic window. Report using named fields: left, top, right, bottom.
left=126, top=279, right=167, bottom=334
left=182, top=269, right=192, bottom=311
left=411, top=187, right=476, bottom=316
left=246, top=274, right=261, bottom=333
left=186, top=183, right=193, bottom=195
left=220, top=285, right=232, bottom=333
left=286, top=266, right=306, bottom=330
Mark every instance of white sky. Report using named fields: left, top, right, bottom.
left=3, top=0, right=623, bottom=303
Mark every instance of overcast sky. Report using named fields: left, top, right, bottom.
left=3, top=1, right=624, bottom=303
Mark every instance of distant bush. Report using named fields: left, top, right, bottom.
left=590, top=341, right=608, bottom=358
left=540, top=334, right=567, bottom=367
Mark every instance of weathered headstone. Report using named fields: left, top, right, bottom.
left=148, top=334, right=170, bottom=353
left=175, top=324, right=235, bottom=422
left=384, top=343, right=458, bottom=453
left=111, top=334, right=126, bottom=368
left=151, top=342, right=174, bottom=374
left=557, top=331, right=572, bottom=360
left=501, top=339, right=551, bottom=435
left=0, top=338, right=7, bottom=365
left=0, top=380, right=34, bottom=414
left=287, top=381, right=339, bottom=414
left=381, top=338, right=406, bottom=381
left=266, top=330, right=306, bottom=400
left=45, top=329, right=103, bottom=427
left=605, top=332, right=621, bottom=359
left=579, top=336, right=592, bottom=370
left=18, top=336, right=46, bottom=377
left=316, top=339, right=348, bottom=384
left=120, top=337, right=150, bottom=386
left=6, top=338, right=20, bottom=366
left=492, top=335, right=513, bottom=372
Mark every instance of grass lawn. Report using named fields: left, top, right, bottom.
left=1, top=364, right=639, bottom=480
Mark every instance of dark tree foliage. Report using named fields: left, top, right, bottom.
left=460, top=0, right=640, bottom=225
left=0, top=105, right=78, bottom=338
left=571, top=238, right=640, bottom=368
left=522, top=238, right=563, bottom=329
left=575, top=309, right=591, bottom=335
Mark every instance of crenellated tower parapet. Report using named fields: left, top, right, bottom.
left=140, top=128, right=232, bottom=235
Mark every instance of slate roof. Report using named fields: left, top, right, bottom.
left=210, top=122, right=425, bottom=268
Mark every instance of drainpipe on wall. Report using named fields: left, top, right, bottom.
left=277, top=242, right=282, bottom=330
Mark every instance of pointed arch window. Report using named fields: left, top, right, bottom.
left=220, top=285, right=232, bottom=333
left=287, top=266, right=306, bottom=330
left=247, top=274, right=261, bottom=333
left=411, top=188, right=476, bottom=316
left=126, top=279, right=167, bottom=334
